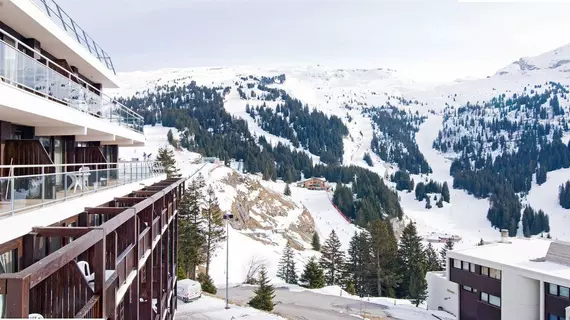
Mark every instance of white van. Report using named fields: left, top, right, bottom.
left=177, top=279, right=202, bottom=302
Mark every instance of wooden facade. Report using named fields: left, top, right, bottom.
left=0, top=177, right=185, bottom=319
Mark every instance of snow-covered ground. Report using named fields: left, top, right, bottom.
left=527, top=168, right=570, bottom=241
left=175, top=295, right=285, bottom=320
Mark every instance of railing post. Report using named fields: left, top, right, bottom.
left=130, top=162, right=133, bottom=183
left=41, top=166, right=45, bottom=206
left=5, top=276, right=30, bottom=318
left=10, top=175, right=15, bottom=215
left=95, top=165, right=99, bottom=191
left=64, top=169, right=68, bottom=199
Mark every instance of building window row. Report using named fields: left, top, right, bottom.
left=452, top=259, right=501, bottom=280
left=481, top=266, right=501, bottom=280
left=548, top=283, right=570, bottom=298
left=480, top=291, right=501, bottom=307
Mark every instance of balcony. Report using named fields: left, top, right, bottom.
left=0, top=27, right=144, bottom=135
left=31, top=0, right=116, bottom=73
left=0, top=161, right=164, bottom=217
left=0, top=178, right=183, bottom=319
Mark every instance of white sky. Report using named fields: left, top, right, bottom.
left=56, top=0, right=570, bottom=82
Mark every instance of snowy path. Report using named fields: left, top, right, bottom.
left=298, top=190, right=359, bottom=251
left=402, top=115, right=499, bottom=248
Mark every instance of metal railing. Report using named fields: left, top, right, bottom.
left=31, top=0, right=116, bottom=73
left=0, top=161, right=165, bottom=217
left=0, top=27, right=144, bottom=133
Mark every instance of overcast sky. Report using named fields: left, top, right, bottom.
left=56, top=0, right=570, bottom=82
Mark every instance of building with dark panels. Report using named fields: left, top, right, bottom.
left=427, top=230, right=570, bottom=320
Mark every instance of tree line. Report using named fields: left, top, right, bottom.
left=559, top=181, right=570, bottom=209
left=365, top=105, right=432, bottom=174
left=120, top=82, right=404, bottom=226
left=277, top=222, right=447, bottom=307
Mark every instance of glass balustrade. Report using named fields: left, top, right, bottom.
left=0, top=162, right=165, bottom=217
left=0, top=39, right=144, bottom=132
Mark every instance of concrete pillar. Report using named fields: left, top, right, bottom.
left=540, top=280, right=545, bottom=320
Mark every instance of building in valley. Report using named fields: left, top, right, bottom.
left=0, top=1, right=184, bottom=319
left=427, top=230, right=570, bottom=320
left=296, top=177, right=328, bottom=190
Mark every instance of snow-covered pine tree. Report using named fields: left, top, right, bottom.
left=277, top=242, right=297, bottom=284
left=248, top=266, right=276, bottom=311
left=442, top=181, right=450, bottom=203
left=319, top=230, right=345, bottom=286
left=300, top=256, right=325, bottom=289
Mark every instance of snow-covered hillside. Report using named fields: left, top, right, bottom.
left=116, top=41, right=570, bottom=262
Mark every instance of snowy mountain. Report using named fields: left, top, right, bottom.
left=114, top=42, right=570, bottom=279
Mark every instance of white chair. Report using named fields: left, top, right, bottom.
left=77, top=261, right=95, bottom=284
left=73, top=167, right=90, bottom=193
left=28, top=314, right=44, bottom=319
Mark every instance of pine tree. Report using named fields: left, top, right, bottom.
left=202, top=186, right=226, bottom=276
left=415, top=182, right=426, bottom=201
left=167, top=129, right=177, bottom=147
left=312, top=232, right=321, bottom=251
left=248, top=266, right=275, bottom=311
left=397, top=222, right=426, bottom=299
left=300, top=256, right=325, bottom=289
left=442, top=181, right=450, bottom=203
left=477, top=238, right=484, bottom=246
left=408, top=263, right=428, bottom=307
left=536, top=165, right=547, bottom=185
left=425, top=243, right=441, bottom=271
left=369, top=220, right=400, bottom=297
left=157, top=147, right=180, bottom=178
left=346, top=282, right=356, bottom=295
left=284, top=183, right=291, bottom=196
left=436, top=197, right=443, bottom=208
left=440, top=238, right=454, bottom=268
left=425, top=196, right=432, bottom=209
left=277, top=242, right=297, bottom=284
left=197, top=273, right=216, bottom=294
left=178, top=174, right=206, bottom=279
left=320, top=230, right=345, bottom=286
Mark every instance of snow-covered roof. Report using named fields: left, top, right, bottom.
left=449, top=238, right=570, bottom=285
left=298, top=177, right=327, bottom=183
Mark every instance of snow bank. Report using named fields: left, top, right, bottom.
left=175, top=295, right=285, bottom=320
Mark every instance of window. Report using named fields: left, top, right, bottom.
left=560, top=286, right=570, bottom=298
left=480, top=291, right=501, bottom=308
left=463, top=261, right=470, bottom=271
left=470, top=263, right=476, bottom=273
left=489, top=295, right=501, bottom=307
left=463, top=285, right=472, bottom=291
left=549, top=283, right=559, bottom=295
left=453, top=259, right=461, bottom=269
left=548, top=314, right=564, bottom=320
left=481, top=266, right=489, bottom=276
left=489, top=268, right=501, bottom=280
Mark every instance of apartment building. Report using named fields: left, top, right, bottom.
left=297, top=177, right=328, bottom=190
left=0, top=1, right=184, bottom=319
left=427, top=230, right=570, bottom=320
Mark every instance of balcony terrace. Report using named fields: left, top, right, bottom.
left=0, top=25, right=144, bottom=141
left=0, top=177, right=184, bottom=319
left=0, top=161, right=164, bottom=218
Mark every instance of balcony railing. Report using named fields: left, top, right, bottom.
left=0, top=27, right=144, bottom=133
left=31, top=0, right=116, bottom=73
left=0, top=161, right=165, bottom=217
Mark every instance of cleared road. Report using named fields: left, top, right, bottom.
left=216, top=286, right=391, bottom=320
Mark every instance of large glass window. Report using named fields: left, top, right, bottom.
left=481, top=266, right=489, bottom=276
left=481, top=292, right=489, bottom=302
left=549, top=283, right=559, bottom=295
left=548, top=314, right=564, bottom=320
left=470, top=263, right=476, bottom=273
left=463, top=261, right=470, bottom=271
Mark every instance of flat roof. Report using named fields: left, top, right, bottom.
left=449, top=238, right=570, bottom=284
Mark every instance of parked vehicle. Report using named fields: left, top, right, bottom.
left=176, top=279, right=202, bottom=302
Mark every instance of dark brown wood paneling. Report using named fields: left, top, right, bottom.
left=449, top=261, right=501, bottom=297
left=545, top=283, right=570, bottom=319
